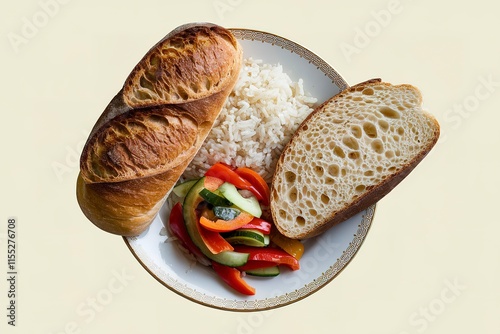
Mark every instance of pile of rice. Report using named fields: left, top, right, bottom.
left=182, top=58, right=318, bottom=184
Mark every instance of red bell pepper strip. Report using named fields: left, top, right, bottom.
left=235, top=167, right=271, bottom=206
left=239, top=217, right=272, bottom=235
left=168, top=202, right=207, bottom=262
left=234, top=245, right=300, bottom=271
left=205, top=163, right=265, bottom=202
left=237, top=260, right=278, bottom=271
left=197, top=221, right=234, bottom=254
left=211, top=261, right=256, bottom=295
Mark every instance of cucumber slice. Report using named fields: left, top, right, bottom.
left=245, top=266, right=280, bottom=277
left=213, top=206, right=241, bottom=221
left=183, top=177, right=249, bottom=267
left=224, top=229, right=269, bottom=247
left=218, top=182, right=262, bottom=217
left=172, top=179, right=198, bottom=198
left=199, top=188, right=232, bottom=207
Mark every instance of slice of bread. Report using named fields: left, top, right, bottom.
left=270, top=79, right=440, bottom=239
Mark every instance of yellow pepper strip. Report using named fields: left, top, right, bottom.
left=270, top=229, right=304, bottom=260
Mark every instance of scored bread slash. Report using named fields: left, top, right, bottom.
left=270, top=79, right=440, bottom=239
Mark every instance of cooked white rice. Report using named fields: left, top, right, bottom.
left=182, top=58, right=317, bottom=184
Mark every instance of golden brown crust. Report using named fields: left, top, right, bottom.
left=76, top=171, right=175, bottom=236
left=77, top=23, right=242, bottom=236
left=123, top=24, right=241, bottom=107
left=80, top=106, right=199, bottom=183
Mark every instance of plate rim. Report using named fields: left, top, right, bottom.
left=229, top=27, right=349, bottom=91
left=123, top=28, right=376, bottom=312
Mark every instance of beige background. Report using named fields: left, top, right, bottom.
left=1, top=0, right=499, bottom=333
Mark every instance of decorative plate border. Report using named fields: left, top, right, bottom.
left=230, top=28, right=349, bottom=91
left=124, top=29, right=375, bottom=312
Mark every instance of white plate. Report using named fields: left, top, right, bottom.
left=124, top=29, right=375, bottom=311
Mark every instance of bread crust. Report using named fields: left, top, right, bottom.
left=270, top=80, right=440, bottom=239
left=123, top=23, right=241, bottom=107
left=77, top=23, right=242, bottom=236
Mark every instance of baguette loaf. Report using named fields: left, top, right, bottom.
left=76, top=23, right=242, bottom=236
left=270, top=79, right=440, bottom=239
